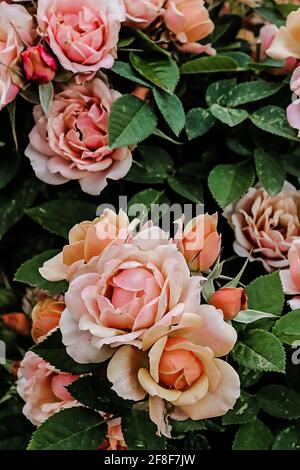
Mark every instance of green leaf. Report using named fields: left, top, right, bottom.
left=170, top=419, right=206, bottom=435
left=28, top=408, right=106, bottom=450
left=125, top=146, right=173, bottom=184
left=0, top=151, right=19, bottom=190
left=111, top=61, right=151, bottom=87
left=273, top=309, right=300, bottom=345
left=39, top=82, right=54, bottom=117
left=130, top=28, right=170, bottom=56
left=206, top=78, right=237, bottom=106
left=255, top=6, right=285, bottom=27
left=273, top=427, right=300, bottom=450
left=153, top=88, right=185, bottom=136
left=32, top=329, right=100, bottom=374
left=250, top=106, right=300, bottom=141
left=227, top=80, right=283, bottom=107
left=238, top=366, right=263, bottom=388
left=14, top=250, right=67, bottom=296
left=208, top=161, right=255, bottom=208
left=130, top=53, right=179, bottom=94
left=276, top=4, right=299, bottom=18
left=234, top=309, right=278, bottom=324
left=245, top=272, right=284, bottom=316
left=254, top=148, right=285, bottom=196
left=222, top=392, right=259, bottom=425
left=232, top=329, right=286, bottom=373
left=168, top=175, right=203, bottom=203
left=233, top=420, right=273, bottom=450
left=185, top=108, right=215, bottom=140
left=224, top=52, right=251, bottom=68
left=210, top=104, right=248, bottom=127
left=26, top=199, right=97, bottom=238
left=68, top=375, right=135, bottom=415
left=257, top=385, right=300, bottom=420
left=180, top=55, right=238, bottom=74
left=123, top=410, right=166, bottom=450
left=129, top=189, right=170, bottom=224
left=108, top=95, right=157, bottom=149
left=0, top=177, right=38, bottom=239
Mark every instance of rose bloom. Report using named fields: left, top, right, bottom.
left=58, top=228, right=202, bottom=364
left=257, top=24, right=297, bottom=72
left=22, top=45, right=57, bottom=84
left=175, top=214, right=221, bottom=272
left=107, top=309, right=239, bottom=437
left=208, top=287, right=248, bottom=321
left=124, top=0, right=164, bottom=30
left=31, top=298, right=65, bottom=343
left=37, top=0, right=125, bottom=73
left=280, top=239, right=300, bottom=310
left=25, top=78, right=132, bottom=196
left=286, top=66, right=300, bottom=135
left=224, top=183, right=300, bottom=272
left=40, top=209, right=131, bottom=282
left=98, top=418, right=127, bottom=450
left=163, top=0, right=215, bottom=54
left=0, top=1, right=34, bottom=110
left=267, top=8, right=300, bottom=61
left=17, top=351, right=78, bottom=426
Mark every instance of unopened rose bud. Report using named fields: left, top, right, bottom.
left=21, top=44, right=57, bottom=84
left=209, top=287, right=248, bottom=321
left=2, top=313, right=31, bottom=336
left=31, top=298, right=65, bottom=343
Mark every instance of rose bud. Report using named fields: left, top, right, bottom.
left=31, top=298, right=65, bottom=343
left=209, top=287, right=248, bottom=321
left=2, top=313, right=31, bottom=336
left=21, top=44, right=57, bottom=84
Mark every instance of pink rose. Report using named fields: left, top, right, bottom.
left=25, top=78, right=132, bottom=196
left=37, top=0, right=125, bottom=73
left=267, top=8, right=300, bottom=61
left=59, top=232, right=202, bottom=364
left=224, top=183, right=300, bottom=272
left=0, top=1, right=34, bottom=110
left=17, top=351, right=78, bottom=426
left=208, top=287, right=248, bottom=321
left=107, top=310, right=239, bottom=437
left=258, top=24, right=297, bottom=72
left=286, top=66, right=300, bottom=135
left=22, top=45, right=57, bottom=84
left=40, top=209, right=132, bottom=281
left=124, top=0, right=164, bottom=30
left=175, top=214, right=221, bottom=272
left=163, top=0, right=215, bottom=54
left=280, top=239, right=300, bottom=310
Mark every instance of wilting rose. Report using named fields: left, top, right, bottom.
left=224, top=183, right=300, bottom=272
left=175, top=214, right=221, bottom=272
left=0, top=1, right=34, bottom=110
left=98, top=418, right=127, bottom=450
left=209, top=288, right=248, bottom=321
left=37, top=0, right=125, bottom=73
left=59, top=229, right=202, bottom=364
left=40, top=210, right=131, bottom=282
left=124, top=0, right=164, bottom=29
left=31, top=298, right=65, bottom=343
left=17, top=351, right=78, bottom=426
left=2, top=313, right=31, bottom=336
left=267, top=8, right=300, bottom=60
left=163, top=0, right=215, bottom=54
left=280, top=239, right=300, bottom=310
left=107, top=309, right=239, bottom=437
left=25, top=78, right=132, bottom=196
left=22, top=45, right=57, bottom=84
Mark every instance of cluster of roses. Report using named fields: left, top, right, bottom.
left=15, top=209, right=243, bottom=440
left=0, top=0, right=214, bottom=196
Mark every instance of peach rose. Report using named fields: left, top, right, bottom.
left=0, top=1, right=35, bottom=110
left=40, top=209, right=131, bottom=282
left=175, top=214, right=221, bottom=272
left=286, top=66, right=300, bottom=135
left=22, top=45, right=57, bottom=84
left=59, top=232, right=203, bottom=364
left=124, top=0, right=164, bottom=29
left=208, top=287, right=248, bottom=321
left=280, top=239, right=300, bottom=310
left=267, top=8, right=300, bottom=60
left=2, top=313, right=31, bottom=336
left=258, top=24, right=297, bottom=72
left=98, top=418, right=127, bottom=450
left=37, top=0, right=125, bottom=73
left=163, top=0, right=215, bottom=54
left=107, top=309, right=239, bottom=437
left=224, top=183, right=300, bottom=272
left=17, top=351, right=78, bottom=426
left=31, top=298, right=65, bottom=343
left=25, top=78, right=132, bottom=196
